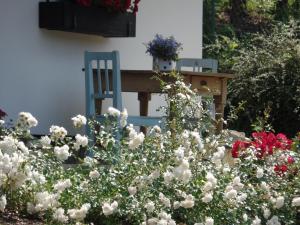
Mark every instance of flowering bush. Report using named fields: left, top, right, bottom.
left=75, top=0, right=141, bottom=14
left=0, top=73, right=299, bottom=225
left=146, top=34, right=183, bottom=61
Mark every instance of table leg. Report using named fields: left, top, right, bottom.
left=138, top=92, right=151, bottom=134
left=214, top=78, right=228, bottom=133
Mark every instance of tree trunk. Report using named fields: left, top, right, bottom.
left=275, top=0, right=289, bottom=22
left=229, top=0, right=248, bottom=29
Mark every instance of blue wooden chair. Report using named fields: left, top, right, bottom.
left=176, top=58, right=218, bottom=72
left=84, top=51, right=162, bottom=138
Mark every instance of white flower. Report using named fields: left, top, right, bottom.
left=159, top=193, right=171, bottom=208
left=102, top=201, right=118, bottom=216
left=108, top=107, right=120, bottom=117
left=243, top=214, right=248, bottom=221
left=71, top=115, right=87, bottom=128
left=163, top=171, right=174, bottom=185
left=173, top=201, right=180, bottom=209
left=266, top=216, right=281, bottom=225
left=180, top=194, right=195, bottom=208
left=292, top=197, right=300, bottom=207
left=40, top=136, right=51, bottom=147
left=74, top=134, right=88, bottom=150
left=224, top=189, right=237, bottom=200
left=54, top=145, right=70, bottom=161
left=232, top=176, right=241, bottom=185
left=274, top=196, right=284, bottom=209
left=54, top=179, right=72, bottom=193
left=89, top=170, right=100, bottom=179
left=261, top=181, right=270, bottom=191
left=83, top=157, right=97, bottom=167
left=120, top=109, right=128, bottom=127
left=128, top=186, right=137, bottom=195
left=128, top=132, right=145, bottom=150
left=16, top=112, right=38, bottom=129
left=202, top=193, right=213, bottom=203
left=0, top=120, right=4, bottom=125
left=206, top=172, right=217, bottom=187
left=30, top=170, right=46, bottom=185
left=17, top=141, right=29, bottom=155
left=0, top=195, right=6, bottom=212
left=53, top=208, right=68, bottom=223
left=175, top=146, right=185, bottom=159
left=50, top=125, right=68, bottom=141
left=173, top=159, right=192, bottom=184
left=256, top=167, right=264, bottom=178
left=145, top=201, right=155, bottom=213
left=251, top=216, right=261, bottom=225
left=33, top=191, right=60, bottom=212
left=151, top=125, right=161, bottom=134
left=68, top=203, right=91, bottom=221
left=237, top=193, right=247, bottom=202
left=205, top=217, right=214, bottom=225
left=203, top=181, right=214, bottom=192
left=263, top=207, right=271, bottom=219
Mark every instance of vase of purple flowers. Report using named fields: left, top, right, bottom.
left=146, top=34, right=182, bottom=71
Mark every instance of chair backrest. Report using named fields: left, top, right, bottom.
left=176, top=58, right=218, bottom=72
left=84, top=51, right=122, bottom=118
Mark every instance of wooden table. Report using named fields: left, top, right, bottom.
left=93, top=70, right=234, bottom=132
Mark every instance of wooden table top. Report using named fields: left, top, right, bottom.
left=121, top=70, right=235, bottom=79
left=92, top=69, right=234, bottom=93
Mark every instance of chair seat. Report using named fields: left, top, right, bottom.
left=127, top=116, right=162, bottom=127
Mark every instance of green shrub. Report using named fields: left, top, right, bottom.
left=226, top=21, right=300, bottom=137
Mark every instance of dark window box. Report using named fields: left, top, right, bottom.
left=39, top=1, right=136, bottom=37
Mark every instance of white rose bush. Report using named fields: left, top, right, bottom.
left=0, top=73, right=299, bottom=225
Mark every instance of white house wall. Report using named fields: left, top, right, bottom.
left=0, top=0, right=203, bottom=134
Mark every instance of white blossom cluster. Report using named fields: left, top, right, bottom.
left=50, top=125, right=68, bottom=141
left=27, top=191, right=60, bottom=214
left=127, top=124, right=145, bottom=149
left=16, top=112, right=38, bottom=129
left=102, top=201, right=118, bottom=216
left=53, top=179, right=72, bottom=193
left=201, top=172, right=217, bottom=203
left=142, top=211, right=176, bottom=225
left=68, top=203, right=91, bottom=221
left=223, top=176, right=247, bottom=204
left=74, top=134, right=88, bottom=150
left=54, top=145, right=70, bottom=161
left=71, top=115, right=87, bottom=128
left=195, top=217, right=214, bottom=225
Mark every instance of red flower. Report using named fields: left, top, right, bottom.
left=287, top=156, right=295, bottom=164
left=132, top=0, right=140, bottom=15
left=231, top=140, right=250, bottom=158
left=124, top=0, right=131, bottom=10
left=114, top=0, right=121, bottom=10
left=77, top=0, right=92, bottom=7
left=274, top=164, right=288, bottom=174
left=250, top=132, right=292, bottom=158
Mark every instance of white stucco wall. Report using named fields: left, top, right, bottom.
left=0, top=0, right=203, bottom=134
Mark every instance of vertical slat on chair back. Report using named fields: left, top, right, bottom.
left=176, top=58, right=218, bottom=72
left=84, top=51, right=122, bottom=118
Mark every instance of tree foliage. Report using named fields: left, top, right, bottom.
left=226, top=22, right=300, bottom=137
